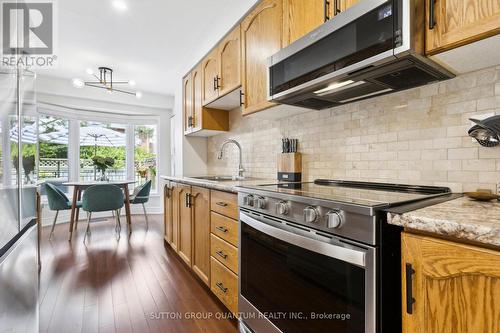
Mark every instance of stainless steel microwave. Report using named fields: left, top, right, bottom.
left=267, top=0, right=454, bottom=109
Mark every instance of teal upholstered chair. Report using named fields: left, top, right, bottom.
left=82, top=184, right=124, bottom=243
left=46, top=183, right=82, bottom=239
left=127, top=180, right=152, bottom=229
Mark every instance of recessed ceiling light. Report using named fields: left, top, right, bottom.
left=112, top=0, right=128, bottom=11
left=135, top=91, right=143, bottom=99
left=72, top=78, right=84, bottom=88
left=86, top=68, right=94, bottom=75
left=129, top=80, right=136, bottom=86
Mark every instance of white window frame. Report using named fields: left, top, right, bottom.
left=37, top=106, right=160, bottom=194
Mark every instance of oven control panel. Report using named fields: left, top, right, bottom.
left=237, top=192, right=375, bottom=243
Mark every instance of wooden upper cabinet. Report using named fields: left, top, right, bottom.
left=337, top=0, right=360, bottom=14
left=191, top=186, right=211, bottom=286
left=426, top=0, right=500, bottom=55
left=202, top=49, right=219, bottom=105
left=283, top=0, right=329, bottom=45
left=177, top=184, right=192, bottom=267
left=191, top=64, right=203, bottom=133
left=401, top=233, right=500, bottom=333
left=241, top=0, right=283, bottom=116
left=183, top=64, right=229, bottom=137
left=218, top=26, right=241, bottom=96
left=183, top=74, right=193, bottom=135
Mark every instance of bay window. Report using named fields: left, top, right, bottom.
left=33, top=112, right=159, bottom=194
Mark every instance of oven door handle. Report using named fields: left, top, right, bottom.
left=240, top=212, right=366, bottom=268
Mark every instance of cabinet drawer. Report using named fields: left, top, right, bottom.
left=211, top=234, right=238, bottom=274
left=210, top=257, right=238, bottom=314
left=210, top=212, right=238, bottom=247
left=211, top=190, right=238, bottom=219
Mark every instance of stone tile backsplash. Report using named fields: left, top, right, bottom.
left=207, top=66, right=500, bottom=193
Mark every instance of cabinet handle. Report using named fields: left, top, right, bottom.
left=185, top=193, right=193, bottom=208
left=185, top=193, right=189, bottom=207
left=216, top=75, right=221, bottom=89
left=216, top=250, right=228, bottom=259
left=213, top=76, right=217, bottom=91
left=216, top=226, right=228, bottom=233
left=239, top=91, right=244, bottom=106
left=405, top=263, right=416, bottom=314
left=216, top=282, right=228, bottom=293
left=187, top=116, right=193, bottom=128
left=164, top=185, right=171, bottom=198
left=334, top=0, right=341, bottom=15
left=429, top=0, right=436, bottom=30
left=216, top=201, right=228, bottom=207
left=324, top=0, right=330, bottom=21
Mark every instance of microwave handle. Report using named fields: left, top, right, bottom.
left=240, top=212, right=366, bottom=268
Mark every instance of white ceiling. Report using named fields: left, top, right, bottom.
left=38, top=0, right=258, bottom=96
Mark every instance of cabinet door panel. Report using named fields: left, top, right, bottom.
left=177, top=184, right=192, bottom=266
left=218, top=26, right=241, bottom=96
left=164, top=183, right=173, bottom=244
left=241, top=0, right=282, bottom=115
left=170, top=183, right=181, bottom=252
left=283, top=0, right=326, bottom=45
left=401, top=233, right=500, bottom=333
left=182, top=74, right=192, bottom=134
left=426, top=0, right=500, bottom=54
left=192, top=65, right=203, bottom=132
left=192, top=186, right=210, bottom=286
left=202, top=49, right=219, bottom=105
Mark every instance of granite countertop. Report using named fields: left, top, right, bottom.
left=160, top=175, right=278, bottom=193
left=388, top=196, right=500, bottom=247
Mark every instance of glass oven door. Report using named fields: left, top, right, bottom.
left=239, top=211, right=376, bottom=333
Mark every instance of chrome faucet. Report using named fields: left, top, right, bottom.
left=217, top=139, right=245, bottom=178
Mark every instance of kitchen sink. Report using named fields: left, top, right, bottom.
left=191, top=175, right=252, bottom=182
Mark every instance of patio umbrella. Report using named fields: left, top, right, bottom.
left=79, top=126, right=126, bottom=155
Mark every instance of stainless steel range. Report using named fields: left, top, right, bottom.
left=236, top=180, right=452, bottom=333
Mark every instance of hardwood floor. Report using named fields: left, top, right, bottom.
left=39, top=214, right=238, bottom=333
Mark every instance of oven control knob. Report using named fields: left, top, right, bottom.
left=326, top=210, right=343, bottom=229
left=303, top=206, right=319, bottom=223
left=243, top=195, right=254, bottom=207
left=275, top=201, right=288, bottom=215
left=256, top=197, right=267, bottom=209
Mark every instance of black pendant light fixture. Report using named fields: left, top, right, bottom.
left=468, top=115, right=500, bottom=147
left=72, top=67, right=142, bottom=98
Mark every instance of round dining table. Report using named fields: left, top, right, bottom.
left=63, top=180, right=136, bottom=241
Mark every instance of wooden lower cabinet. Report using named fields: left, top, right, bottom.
left=164, top=184, right=173, bottom=244
left=211, top=234, right=238, bottom=274
left=401, top=232, right=500, bottom=333
left=211, top=257, right=238, bottom=314
left=164, top=186, right=239, bottom=313
left=177, top=183, right=192, bottom=267
left=191, top=187, right=211, bottom=286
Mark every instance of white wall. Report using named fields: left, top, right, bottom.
left=37, top=75, right=173, bottom=226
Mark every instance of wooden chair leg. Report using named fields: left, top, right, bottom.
left=74, top=208, right=80, bottom=231
left=141, top=203, right=149, bottom=230
left=83, top=212, right=92, bottom=244
left=49, top=210, right=59, bottom=239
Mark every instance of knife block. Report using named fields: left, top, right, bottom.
left=277, top=153, right=302, bottom=182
